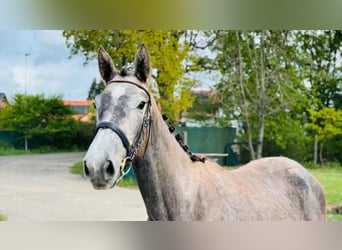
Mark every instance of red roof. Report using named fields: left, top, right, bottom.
left=63, top=100, right=93, bottom=106
left=63, top=100, right=94, bottom=122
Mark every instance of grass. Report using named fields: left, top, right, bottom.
left=327, top=213, right=342, bottom=221
left=0, top=214, right=7, bottom=221
left=308, top=168, right=342, bottom=206
left=117, top=177, right=138, bottom=188
left=69, top=161, right=84, bottom=175
left=0, top=146, right=84, bottom=156
left=0, top=147, right=29, bottom=156
left=308, top=167, right=342, bottom=221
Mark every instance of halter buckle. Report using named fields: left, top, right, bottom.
left=120, top=157, right=133, bottom=176
left=112, top=157, right=133, bottom=187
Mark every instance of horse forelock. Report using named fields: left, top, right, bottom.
left=119, top=68, right=131, bottom=78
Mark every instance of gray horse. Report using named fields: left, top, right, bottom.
left=83, top=44, right=326, bottom=221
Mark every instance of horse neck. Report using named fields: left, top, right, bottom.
left=134, top=99, right=195, bottom=220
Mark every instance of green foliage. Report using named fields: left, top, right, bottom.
left=265, top=112, right=307, bottom=150
left=62, top=30, right=198, bottom=122
left=296, top=31, right=342, bottom=164
left=209, top=30, right=341, bottom=162
left=307, top=107, right=342, bottom=163
left=0, top=214, right=7, bottom=221
left=212, top=30, right=307, bottom=159
left=302, top=161, right=321, bottom=169
left=297, top=30, right=342, bottom=109
left=186, top=91, right=220, bottom=122
left=71, top=120, right=96, bottom=149
left=262, top=111, right=313, bottom=162
left=0, top=140, right=11, bottom=149
left=87, top=78, right=105, bottom=100
left=302, top=161, right=341, bottom=169
left=0, top=94, right=76, bottom=149
left=308, top=107, right=342, bottom=142
left=324, top=135, right=342, bottom=164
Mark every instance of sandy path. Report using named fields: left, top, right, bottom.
left=0, top=152, right=147, bottom=221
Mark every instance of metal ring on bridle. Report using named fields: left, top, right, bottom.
left=120, top=157, right=133, bottom=176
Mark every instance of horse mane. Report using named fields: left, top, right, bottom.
left=162, top=114, right=206, bottom=163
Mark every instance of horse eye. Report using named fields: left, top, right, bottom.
left=137, top=101, right=146, bottom=110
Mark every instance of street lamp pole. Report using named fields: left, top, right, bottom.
left=24, top=53, right=30, bottom=151
left=24, top=53, right=30, bottom=95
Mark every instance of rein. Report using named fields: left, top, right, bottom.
left=93, top=79, right=152, bottom=184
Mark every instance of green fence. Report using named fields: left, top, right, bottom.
left=0, top=131, right=19, bottom=148
left=176, top=126, right=236, bottom=165
left=124, top=126, right=236, bottom=179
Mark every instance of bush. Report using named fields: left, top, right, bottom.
left=324, top=135, right=342, bottom=164
left=302, top=161, right=341, bottom=169
left=301, top=161, right=320, bottom=169
left=0, top=140, right=11, bottom=149
left=71, top=121, right=95, bottom=150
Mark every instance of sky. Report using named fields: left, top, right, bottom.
left=0, top=30, right=99, bottom=101
left=0, top=30, right=218, bottom=102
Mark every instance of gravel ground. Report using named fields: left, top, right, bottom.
left=0, top=152, right=147, bottom=221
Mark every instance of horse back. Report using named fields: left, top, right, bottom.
left=233, top=157, right=326, bottom=220
left=194, top=157, right=326, bottom=220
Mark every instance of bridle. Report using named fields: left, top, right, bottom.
left=93, top=79, right=152, bottom=184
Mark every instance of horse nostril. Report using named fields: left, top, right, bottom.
left=83, top=161, right=90, bottom=178
left=104, top=161, right=115, bottom=179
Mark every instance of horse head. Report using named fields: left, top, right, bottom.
left=83, top=44, right=152, bottom=189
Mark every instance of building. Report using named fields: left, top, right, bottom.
left=63, top=100, right=93, bottom=122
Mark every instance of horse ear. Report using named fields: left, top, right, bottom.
left=134, top=44, right=151, bottom=83
left=98, top=46, right=117, bottom=84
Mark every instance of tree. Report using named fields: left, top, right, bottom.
left=308, top=107, right=342, bottom=164
left=87, top=78, right=105, bottom=100
left=212, top=30, right=307, bottom=160
left=0, top=94, right=76, bottom=149
left=297, top=30, right=342, bottom=109
left=296, top=30, right=342, bottom=163
left=62, top=30, right=199, bottom=122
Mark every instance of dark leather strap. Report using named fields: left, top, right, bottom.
left=94, top=121, right=133, bottom=157
left=107, top=79, right=151, bottom=101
